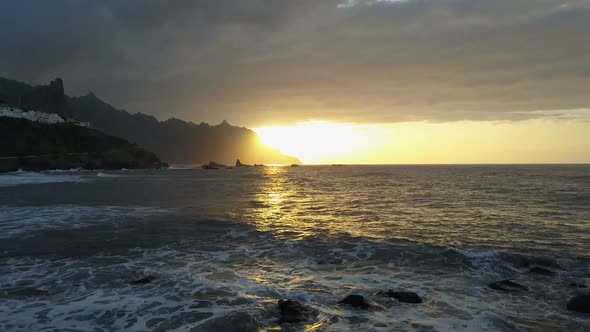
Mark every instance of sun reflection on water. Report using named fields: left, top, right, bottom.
left=245, top=166, right=367, bottom=241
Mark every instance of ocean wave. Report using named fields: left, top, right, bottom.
left=0, top=205, right=173, bottom=239
left=1, top=238, right=588, bottom=332
left=0, top=171, right=89, bottom=187
left=167, top=165, right=196, bottom=170
left=45, top=168, right=82, bottom=173
left=96, top=172, right=125, bottom=178
left=448, top=248, right=499, bottom=259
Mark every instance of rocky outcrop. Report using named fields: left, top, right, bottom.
left=235, top=159, right=251, bottom=167
left=278, top=299, right=311, bottom=323
left=339, top=295, right=370, bottom=309
left=203, top=161, right=227, bottom=169
left=566, top=294, right=590, bottom=313
left=381, top=290, right=423, bottom=304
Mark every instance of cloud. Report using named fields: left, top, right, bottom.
left=1, top=0, right=589, bottom=125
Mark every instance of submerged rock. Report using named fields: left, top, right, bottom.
left=278, top=299, right=310, bottom=323
left=382, top=290, right=423, bottom=304
left=528, top=267, right=554, bottom=276
left=339, top=295, right=370, bottom=309
left=130, top=275, right=156, bottom=284
left=488, top=280, right=528, bottom=292
left=566, top=294, right=590, bottom=313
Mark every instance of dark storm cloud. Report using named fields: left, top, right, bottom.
left=1, top=0, right=589, bottom=125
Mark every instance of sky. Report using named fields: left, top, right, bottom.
left=1, top=0, right=590, bottom=163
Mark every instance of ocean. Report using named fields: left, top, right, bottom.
left=0, top=165, right=589, bottom=331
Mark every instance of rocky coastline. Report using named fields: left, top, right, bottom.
left=0, top=117, right=167, bottom=173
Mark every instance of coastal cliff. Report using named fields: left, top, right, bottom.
left=0, top=77, right=301, bottom=166
left=0, top=117, right=167, bottom=172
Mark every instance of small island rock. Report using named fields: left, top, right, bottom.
left=235, top=159, right=251, bottom=167
left=203, top=161, right=226, bottom=169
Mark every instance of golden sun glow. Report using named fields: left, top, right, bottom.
left=253, top=121, right=383, bottom=164
left=253, top=119, right=590, bottom=165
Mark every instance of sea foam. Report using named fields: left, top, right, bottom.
left=0, top=171, right=88, bottom=187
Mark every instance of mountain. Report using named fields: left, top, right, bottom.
left=0, top=77, right=300, bottom=165
left=0, top=117, right=167, bottom=172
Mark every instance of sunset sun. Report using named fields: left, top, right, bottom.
left=253, top=121, right=377, bottom=164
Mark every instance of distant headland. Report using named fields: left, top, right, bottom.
left=0, top=114, right=167, bottom=172
left=0, top=77, right=300, bottom=171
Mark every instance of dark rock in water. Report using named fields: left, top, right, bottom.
left=291, top=164, right=300, bottom=167
left=130, top=276, right=156, bottom=284
left=382, top=290, right=423, bottom=304
left=528, top=267, right=554, bottom=276
left=203, top=161, right=226, bottom=169
left=235, top=159, right=251, bottom=167
left=278, top=299, right=310, bottom=323
left=339, top=295, right=370, bottom=309
left=567, top=294, right=590, bottom=313
left=488, top=280, right=528, bottom=292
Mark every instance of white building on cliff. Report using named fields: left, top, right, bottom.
left=0, top=106, right=89, bottom=127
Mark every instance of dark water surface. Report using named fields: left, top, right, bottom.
left=0, top=165, right=589, bottom=331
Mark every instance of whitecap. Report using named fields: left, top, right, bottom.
left=96, top=172, right=124, bottom=178
left=0, top=172, right=88, bottom=187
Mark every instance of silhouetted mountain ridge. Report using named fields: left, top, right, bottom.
left=0, top=117, right=167, bottom=172
left=0, top=77, right=300, bottom=165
